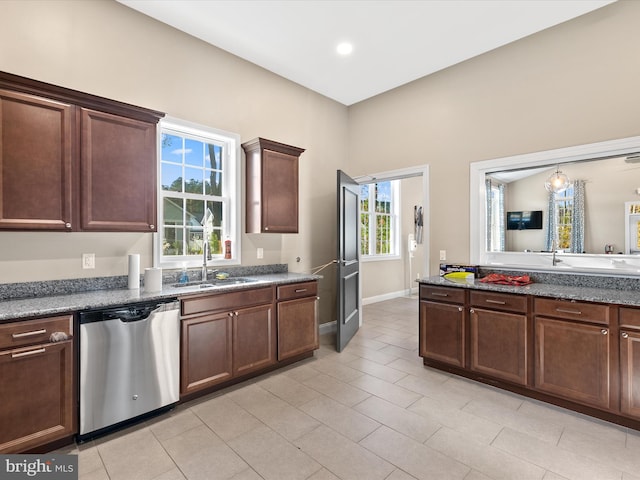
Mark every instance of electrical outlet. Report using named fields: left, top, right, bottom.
left=82, top=253, right=95, bottom=269
left=439, top=250, right=447, bottom=261
left=257, top=248, right=264, bottom=259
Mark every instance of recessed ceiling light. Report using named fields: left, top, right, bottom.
left=336, top=42, right=353, bottom=56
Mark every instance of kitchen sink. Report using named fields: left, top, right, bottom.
left=171, top=277, right=257, bottom=289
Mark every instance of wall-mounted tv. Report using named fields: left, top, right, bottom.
left=506, top=210, right=543, bottom=230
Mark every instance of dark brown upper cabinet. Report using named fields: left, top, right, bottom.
left=0, top=71, right=164, bottom=232
left=242, top=138, right=305, bottom=234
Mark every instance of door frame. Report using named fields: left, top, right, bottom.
left=353, top=165, right=430, bottom=301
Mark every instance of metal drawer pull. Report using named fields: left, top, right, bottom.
left=555, top=308, right=582, bottom=315
left=601, top=329, right=608, bottom=335
left=12, top=328, right=47, bottom=338
left=431, top=293, right=449, bottom=297
left=295, top=289, right=308, bottom=293
left=622, top=332, right=629, bottom=339
left=485, top=299, right=507, bottom=305
left=11, top=348, right=46, bottom=358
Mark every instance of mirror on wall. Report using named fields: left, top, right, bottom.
left=470, top=135, right=640, bottom=275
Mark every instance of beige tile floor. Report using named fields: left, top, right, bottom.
left=64, top=297, right=640, bottom=480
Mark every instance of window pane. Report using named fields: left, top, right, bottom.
left=184, top=167, right=204, bottom=194
left=186, top=227, right=205, bottom=255
left=206, top=143, right=222, bottom=170
left=161, top=163, right=183, bottom=192
left=375, top=182, right=391, bottom=213
left=163, top=227, right=183, bottom=256
left=163, top=197, right=184, bottom=226
left=209, top=229, right=222, bottom=254
left=361, top=213, right=369, bottom=255
left=205, top=169, right=222, bottom=196
left=161, top=134, right=183, bottom=163
left=185, top=138, right=204, bottom=167
left=208, top=201, right=223, bottom=227
left=186, top=199, right=205, bottom=227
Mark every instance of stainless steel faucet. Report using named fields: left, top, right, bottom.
left=202, top=238, right=211, bottom=281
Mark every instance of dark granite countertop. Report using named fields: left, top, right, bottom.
left=0, top=272, right=320, bottom=322
left=418, top=276, right=640, bottom=306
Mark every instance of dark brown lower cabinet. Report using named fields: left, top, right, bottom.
left=620, top=329, right=640, bottom=418
left=232, top=303, right=276, bottom=376
left=180, top=283, right=318, bottom=399
left=181, top=312, right=233, bottom=395
left=419, top=300, right=465, bottom=368
left=535, top=316, right=611, bottom=409
left=620, top=307, right=640, bottom=419
left=0, top=315, right=75, bottom=453
left=277, top=282, right=319, bottom=361
left=180, top=288, right=275, bottom=397
left=470, top=307, right=528, bottom=385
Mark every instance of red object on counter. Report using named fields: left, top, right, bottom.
left=224, top=239, right=231, bottom=259
left=479, top=273, right=533, bottom=286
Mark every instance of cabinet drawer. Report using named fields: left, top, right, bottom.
left=0, top=315, right=73, bottom=350
left=277, top=281, right=317, bottom=301
left=470, top=291, right=527, bottom=313
left=620, top=307, right=640, bottom=329
left=181, top=287, right=274, bottom=317
left=534, top=298, right=609, bottom=325
left=420, top=285, right=465, bottom=304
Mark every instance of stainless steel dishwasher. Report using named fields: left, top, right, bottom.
left=78, top=298, right=180, bottom=440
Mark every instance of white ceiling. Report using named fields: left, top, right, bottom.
left=118, top=0, right=615, bottom=106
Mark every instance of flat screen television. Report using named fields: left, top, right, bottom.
left=506, top=210, right=543, bottom=230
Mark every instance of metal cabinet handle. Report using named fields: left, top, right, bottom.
left=149, top=224, right=155, bottom=230
left=11, top=348, right=46, bottom=359
left=485, top=299, right=506, bottom=305
left=12, top=329, right=47, bottom=338
left=295, top=289, right=307, bottom=293
left=556, top=308, right=582, bottom=315
left=601, top=329, right=608, bottom=335
left=468, top=308, right=473, bottom=313
left=622, top=332, right=629, bottom=339
left=431, top=293, right=449, bottom=297
left=65, top=222, right=72, bottom=229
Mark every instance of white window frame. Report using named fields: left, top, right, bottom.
left=360, top=180, right=401, bottom=262
left=154, top=116, right=241, bottom=269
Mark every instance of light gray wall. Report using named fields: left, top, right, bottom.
left=2, top=0, right=640, bottom=320
left=0, top=0, right=348, bottom=324
left=347, top=1, right=640, bottom=274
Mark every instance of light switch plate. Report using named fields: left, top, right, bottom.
left=257, top=248, right=264, bottom=259
left=439, top=250, right=446, bottom=261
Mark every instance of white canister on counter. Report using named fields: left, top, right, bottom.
left=144, top=267, right=163, bottom=292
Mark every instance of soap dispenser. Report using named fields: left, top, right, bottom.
left=179, top=265, right=189, bottom=284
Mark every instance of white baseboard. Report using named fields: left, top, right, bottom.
left=362, top=287, right=418, bottom=305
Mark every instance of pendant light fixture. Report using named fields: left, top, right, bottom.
left=544, top=166, right=570, bottom=193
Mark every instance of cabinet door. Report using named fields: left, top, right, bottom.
left=620, top=329, right=640, bottom=419
left=419, top=300, right=465, bottom=367
left=277, top=296, right=319, bottom=361
left=181, top=312, right=232, bottom=396
left=261, top=149, right=298, bottom=233
left=233, top=303, right=276, bottom=377
left=535, top=317, right=611, bottom=409
left=470, top=308, right=528, bottom=385
left=0, top=340, right=75, bottom=453
left=0, top=90, right=73, bottom=230
left=80, top=108, right=156, bottom=232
